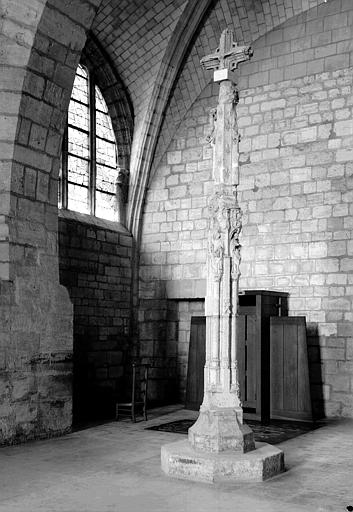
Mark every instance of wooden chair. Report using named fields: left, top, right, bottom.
left=116, top=362, right=150, bottom=422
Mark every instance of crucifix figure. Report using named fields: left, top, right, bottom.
left=162, top=29, right=284, bottom=482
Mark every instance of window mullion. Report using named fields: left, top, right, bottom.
left=61, top=125, right=69, bottom=209
left=89, top=72, right=97, bottom=216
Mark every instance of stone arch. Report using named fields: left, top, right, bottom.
left=0, top=0, right=101, bottom=444
left=81, top=34, right=133, bottom=172
left=126, top=0, right=215, bottom=240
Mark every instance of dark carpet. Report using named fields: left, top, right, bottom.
left=147, top=418, right=320, bottom=444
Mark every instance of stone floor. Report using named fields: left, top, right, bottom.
left=0, top=405, right=352, bottom=512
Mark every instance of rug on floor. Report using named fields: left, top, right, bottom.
left=146, top=418, right=321, bottom=444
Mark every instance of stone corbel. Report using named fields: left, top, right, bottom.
left=116, top=167, right=130, bottom=203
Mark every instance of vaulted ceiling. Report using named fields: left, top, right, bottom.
left=92, top=0, right=187, bottom=119
left=88, top=0, right=328, bottom=236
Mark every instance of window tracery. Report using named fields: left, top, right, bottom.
left=59, top=64, right=121, bottom=222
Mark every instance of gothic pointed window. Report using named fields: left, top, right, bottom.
left=59, top=64, right=121, bottom=222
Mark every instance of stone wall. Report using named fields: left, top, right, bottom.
left=0, top=0, right=99, bottom=445
left=139, top=2, right=353, bottom=417
left=58, top=212, right=132, bottom=421
left=138, top=83, right=214, bottom=405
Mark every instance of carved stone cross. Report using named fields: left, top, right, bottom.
left=202, top=29, right=252, bottom=187
left=187, top=29, right=254, bottom=453
left=162, top=30, right=284, bottom=483
left=200, top=28, right=252, bottom=81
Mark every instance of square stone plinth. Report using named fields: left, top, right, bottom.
left=161, top=440, right=284, bottom=483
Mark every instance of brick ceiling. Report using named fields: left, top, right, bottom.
left=92, top=0, right=187, bottom=119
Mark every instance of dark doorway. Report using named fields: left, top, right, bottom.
left=185, top=317, right=206, bottom=410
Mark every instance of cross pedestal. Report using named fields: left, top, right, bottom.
left=161, top=29, right=284, bottom=483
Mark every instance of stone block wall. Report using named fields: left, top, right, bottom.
left=139, top=2, right=353, bottom=417
left=59, top=213, right=132, bottom=421
left=0, top=0, right=103, bottom=444
left=236, top=66, right=353, bottom=418
left=138, top=83, right=214, bottom=405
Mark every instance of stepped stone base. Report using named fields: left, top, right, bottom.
left=188, top=406, right=256, bottom=453
left=161, top=439, right=284, bottom=483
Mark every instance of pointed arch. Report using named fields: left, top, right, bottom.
left=126, top=0, right=215, bottom=240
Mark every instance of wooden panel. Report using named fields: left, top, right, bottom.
left=185, top=317, right=206, bottom=411
left=270, top=317, right=312, bottom=421
left=238, top=314, right=257, bottom=408
left=237, top=315, right=246, bottom=404
left=245, top=314, right=257, bottom=407
left=283, top=323, right=298, bottom=411
left=297, top=324, right=312, bottom=413
left=183, top=292, right=290, bottom=423
left=270, top=321, right=283, bottom=412
left=239, top=291, right=287, bottom=422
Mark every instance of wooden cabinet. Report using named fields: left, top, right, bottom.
left=237, top=290, right=288, bottom=423
left=185, top=291, right=289, bottom=422
left=270, top=316, right=312, bottom=421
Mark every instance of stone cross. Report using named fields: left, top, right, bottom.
left=201, top=29, right=252, bottom=187
left=188, top=29, right=254, bottom=453
left=200, top=28, right=252, bottom=75
left=162, top=31, right=284, bottom=483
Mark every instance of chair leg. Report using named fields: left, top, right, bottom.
left=132, top=364, right=136, bottom=422
left=144, top=365, right=149, bottom=421
left=116, top=405, right=119, bottom=421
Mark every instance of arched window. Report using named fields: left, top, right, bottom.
left=59, top=64, right=121, bottom=222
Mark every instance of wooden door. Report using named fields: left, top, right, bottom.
left=270, top=316, right=312, bottom=421
left=185, top=317, right=206, bottom=411
left=238, top=313, right=257, bottom=410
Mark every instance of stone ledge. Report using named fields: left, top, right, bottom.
left=58, top=208, right=130, bottom=235
left=161, top=439, right=284, bottom=483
